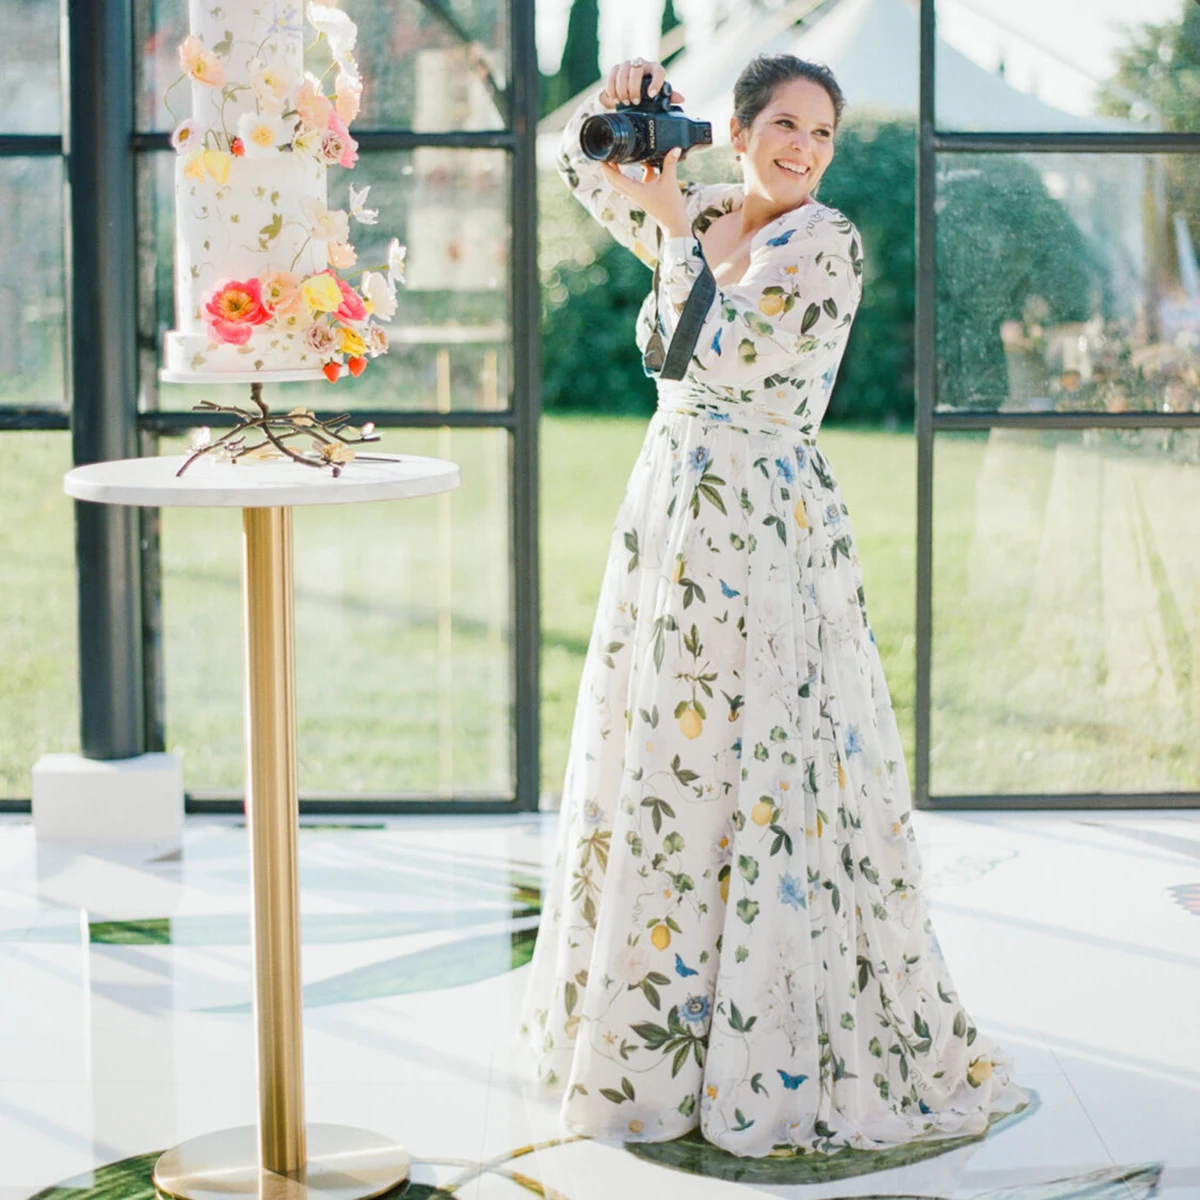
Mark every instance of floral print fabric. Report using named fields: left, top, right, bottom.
left=521, top=92, right=1028, bottom=1157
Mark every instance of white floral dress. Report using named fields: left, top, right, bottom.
left=521, top=93, right=1028, bottom=1157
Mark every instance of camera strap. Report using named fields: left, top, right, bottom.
left=643, top=231, right=716, bottom=382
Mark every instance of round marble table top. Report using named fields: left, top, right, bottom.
left=64, top=453, right=460, bottom=509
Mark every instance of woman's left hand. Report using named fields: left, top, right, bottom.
left=601, top=148, right=691, bottom=240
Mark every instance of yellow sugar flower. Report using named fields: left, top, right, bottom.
left=301, top=273, right=343, bottom=313
left=337, top=325, right=367, bottom=357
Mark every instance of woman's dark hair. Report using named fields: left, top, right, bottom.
left=732, top=55, right=846, bottom=131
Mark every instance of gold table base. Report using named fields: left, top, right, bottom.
left=152, top=1123, right=412, bottom=1200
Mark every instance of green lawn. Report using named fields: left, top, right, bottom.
left=4, top=419, right=1199, bottom=800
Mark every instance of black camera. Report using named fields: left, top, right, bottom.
left=580, top=77, right=712, bottom=170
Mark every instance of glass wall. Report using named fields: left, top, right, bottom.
left=919, top=0, right=1200, bottom=806
left=133, top=0, right=534, bottom=806
left=0, top=2, right=73, bottom=801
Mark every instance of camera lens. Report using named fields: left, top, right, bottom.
left=580, top=113, right=639, bottom=163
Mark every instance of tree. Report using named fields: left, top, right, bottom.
left=1098, top=2, right=1200, bottom=256
left=541, top=0, right=601, bottom=117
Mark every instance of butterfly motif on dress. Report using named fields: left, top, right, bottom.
left=719, top=580, right=740, bottom=598
left=777, top=1070, right=808, bottom=1090
left=674, top=954, right=698, bottom=978
left=711, top=328, right=723, bottom=355
left=765, top=229, right=795, bottom=247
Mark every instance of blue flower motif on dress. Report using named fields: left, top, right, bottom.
left=824, top=502, right=841, bottom=527
left=778, top=872, right=806, bottom=910
left=775, top=457, right=795, bottom=484
left=680, top=994, right=711, bottom=1025
left=688, top=446, right=711, bottom=472
left=821, top=364, right=837, bottom=395
left=795, top=445, right=808, bottom=471
left=583, top=798, right=604, bottom=825
left=845, top=724, right=863, bottom=758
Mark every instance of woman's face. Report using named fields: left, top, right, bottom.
left=731, top=77, right=836, bottom=208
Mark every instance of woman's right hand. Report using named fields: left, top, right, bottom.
left=598, top=59, right=684, bottom=110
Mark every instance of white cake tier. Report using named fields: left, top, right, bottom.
left=171, top=151, right=327, bottom=328
left=188, top=0, right=305, bottom=139
left=162, top=329, right=327, bottom=381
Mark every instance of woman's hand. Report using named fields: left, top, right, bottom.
left=598, top=58, right=682, bottom=110
left=597, top=58, right=691, bottom=239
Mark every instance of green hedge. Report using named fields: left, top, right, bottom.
left=539, top=118, right=922, bottom=422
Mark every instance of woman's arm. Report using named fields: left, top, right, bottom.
left=556, top=59, right=691, bottom=269
left=654, top=212, right=864, bottom=387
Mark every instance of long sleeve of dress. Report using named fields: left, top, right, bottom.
left=652, top=211, right=864, bottom=387
left=557, top=91, right=669, bottom=270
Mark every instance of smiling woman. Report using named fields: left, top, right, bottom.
left=521, top=52, right=1029, bottom=1159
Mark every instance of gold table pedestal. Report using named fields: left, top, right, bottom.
left=152, top=509, right=410, bottom=1200
left=152, top=1124, right=413, bottom=1200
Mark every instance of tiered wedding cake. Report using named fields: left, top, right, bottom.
left=161, top=1, right=401, bottom=384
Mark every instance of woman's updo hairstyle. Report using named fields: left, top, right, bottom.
left=732, top=55, right=846, bottom=132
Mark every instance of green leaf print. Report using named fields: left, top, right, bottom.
left=651, top=614, right=677, bottom=671
left=800, top=302, right=821, bottom=334
left=769, top=824, right=794, bottom=856
left=600, top=1087, right=629, bottom=1104
left=624, top=530, right=639, bottom=572
left=750, top=1072, right=767, bottom=1094
left=663, top=831, right=685, bottom=854
left=953, top=1010, right=967, bottom=1037
left=732, top=1109, right=755, bottom=1131
left=736, top=898, right=760, bottom=924
left=769, top=726, right=788, bottom=742
left=641, top=795, right=676, bottom=834
left=738, top=338, right=757, bottom=364
left=564, top=980, right=578, bottom=1015
left=763, top=514, right=787, bottom=544
left=728, top=1000, right=758, bottom=1032
left=840, top=1012, right=855, bottom=1029
left=868, top=1036, right=883, bottom=1058
left=746, top=312, right=774, bottom=337
left=822, top=296, right=839, bottom=319
left=737, top=855, right=760, bottom=884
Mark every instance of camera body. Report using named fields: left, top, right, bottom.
left=580, top=77, right=712, bottom=170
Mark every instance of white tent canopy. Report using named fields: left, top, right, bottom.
left=652, top=0, right=1129, bottom=140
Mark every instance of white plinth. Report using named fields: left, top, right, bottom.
left=32, top=752, right=184, bottom=846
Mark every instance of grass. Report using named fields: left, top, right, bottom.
left=4, top=419, right=1199, bottom=800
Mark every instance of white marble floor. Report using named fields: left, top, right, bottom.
left=0, top=808, right=1196, bottom=1199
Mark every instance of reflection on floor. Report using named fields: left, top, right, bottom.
left=0, top=809, right=1196, bottom=1199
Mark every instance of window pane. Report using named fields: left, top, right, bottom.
left=0, top=157, right=66, bottom=408
left=932, top=427, right=1200, bottom=796
left=160, top=427, right=513, bottom=798
left=2, top=0, right=60, bottom=134
left=0, top=432, right=78, bottom=798
left=137, top=0, right=508, bottom=133
left=934, top=0, right=1191, bottom=133
left=936, top=153, right=1200, bottom=416
left=139, top=149, right=511, bottom=413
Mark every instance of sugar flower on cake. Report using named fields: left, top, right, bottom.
left=335, top=72, right=363, bottom=124
left=250, top=63, right=294, bottom=113
left=259, top=270, right=305, bottom=318
left=300, top=273, right=344, bottom=314
left=308, top=3, right=358, bottom=72
left=327, top=241, right=357, bottom=269
left=386, top=238, right=407, bottom=286
left=304, top=320, right=339, bottom=355
left=294, top=75, right=333, bottom=134
left=236, top=111, right=294, bottom=159
left=360, top=271, right=397, bottom=321
left=347, top=184, right=378, bottom=225
left=170, top=119, right=199, bottom=153
left=178, top=34, right=225, bottom=88
left=320, top=111, right=358, bottom=168
left=301, top=196, right=350, bottom=244
left=182, top=148, right=230, bottom=183
left=205, top=279, right=271, bottom=345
